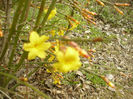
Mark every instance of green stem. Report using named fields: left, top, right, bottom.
left=14, top=51, right=28, bottom=73
left=25, top=61, right=55, bottom=65
left=37, top=0, right=57, bottom=33
left=7, top=0, right=31, bottom=67
left=34, top=0, right=46, bottom=31
left=0, top=72, right=51, bottom=99
left=0, top=0, right=24, bottom=61
left=3, top=51, right=27, bottom=87
left=2, top=29, right=28, bottom=33
left=50, top=37, right=92, bottom=42
left=5, top=0, right=31, bottom=87
left=80, top=67, right=100, bottom=77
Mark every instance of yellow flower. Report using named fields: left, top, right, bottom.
left=44, top=8, right=57, bottom=20
left=53, top=47, right=81, bottom=73
left=23, top=31, right=51, bottom=60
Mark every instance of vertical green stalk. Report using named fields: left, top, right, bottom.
left=7, top=0, right=31, bottom=67
left=0, top=0, right=24, bottom=61
left=37, top=0, right=57, bottom=33
left=4, top=51, right=27, bottom=87
left=15, top=51, right=28, bottom=74
left=34, top=0, right=46, bottom=31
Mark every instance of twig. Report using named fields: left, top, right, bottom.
left=0, top=89, right=12, bottom=99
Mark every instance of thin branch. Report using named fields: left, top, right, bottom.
left=0, top=89, right=12, bottom=99
left=0, top=0, right=24, bottom=61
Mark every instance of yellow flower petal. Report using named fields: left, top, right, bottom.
left=43, top=42, right=51, bottom=50
left=23, top=43, right=33, bottom=51
left=39, top=35, right=49, bottom=42
left=37, top=51, right=46, bottom=59
left=28, top=49, right=38, bottom=60
left=30, top=31, right=40, bottom=44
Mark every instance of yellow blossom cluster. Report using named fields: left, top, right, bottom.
left=22, top=7, right=85, bottom=79
left=23, top=31, right=82, bottom=73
